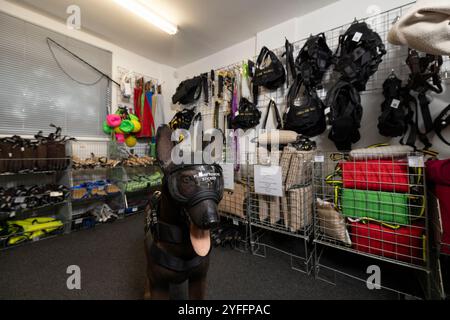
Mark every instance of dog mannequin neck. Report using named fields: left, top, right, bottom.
left=159, top=185, right=188, bottom=227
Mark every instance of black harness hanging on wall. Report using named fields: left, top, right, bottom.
left=334, top=21, right=386, bottom=92
left=284, top=77, right=327, bottom=137
left=403, top=49, right=444, bottom=149
left=295, top=33, right=333, bottom=92
left=377, top=75, right=413, bottom=138
left=283, top=33, right=333, bottom=137
left=231, top=98, right=262, bottom=130
left=172, top=76, right=207, bottom=105
left=434, top=104, right=450, bottom=147
left=326, top=80, right=363, bottom=151
left=252, top=46, right=286, bottom=104
left=283, top=38, right=296, bottom=87
left=169, top=108, right=196, bottom=131
left=262, top=99, right=283, bottom=130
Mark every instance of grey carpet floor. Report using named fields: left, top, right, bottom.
left=0, top=213, right=406, bottom=300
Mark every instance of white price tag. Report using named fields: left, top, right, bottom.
left=390, top=99, right=400, bottom=109
left=408, top=156, right=425, bottom=168
left=220, top=163, right=235, bottom=190
left=8, top=153, right=12, bottom=158
left=324, top=107, right=331, bottom=115
left=75, top=218, right=83, bottom=224
left=132, top=208, right=138, bottom=213
left=14, top=197, right=25, bottom=204
left=314, top=155, right=325, bottom=163
left=254, top=165, right=283, bottom=197
left=21, top=147, right=25, bottom=152
left=233, top=219, right=239, bottom=226
left=9, top=212, right=16, bottom=218
left=235, top=111, right=239, bottom=116
left=352, top=32, right=363, bottom=42
left=50, top=192, right=63, bottom=197
left=418, top=52, right=427, bottom=58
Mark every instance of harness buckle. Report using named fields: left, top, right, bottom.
left=148, top=191, right=161, bottom=239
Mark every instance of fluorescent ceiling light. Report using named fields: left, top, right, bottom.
left=113, top=0, right=178, bottom=35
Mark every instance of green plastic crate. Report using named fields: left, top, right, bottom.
left=341, top=189, right=409, bottom=225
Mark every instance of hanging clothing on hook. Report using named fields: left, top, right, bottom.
left=134, top=80, right=155, bottom=138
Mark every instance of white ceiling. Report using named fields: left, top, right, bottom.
left=8, top=0, right=338, bottom=67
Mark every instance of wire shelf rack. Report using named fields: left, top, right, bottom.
left=312, top=149, right=437, bottom=298
left=313, top=151, right=429, bottom=269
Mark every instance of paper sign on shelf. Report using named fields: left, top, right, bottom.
left=220, top=163, right=235, bottom=190
left=254, top=165, right=283, bottom=197
left=408, top=156, right=425, bottom=168
left=314, top=155, right=325, bottom=163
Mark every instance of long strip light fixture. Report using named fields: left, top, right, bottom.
left=113, top=0, right=178, bottom=35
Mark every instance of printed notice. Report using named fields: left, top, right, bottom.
left=408, top=155, right=425, bottom=168
left=254, top=165, right=283, bottom=197
left=220, top=163, right=235, bottom=190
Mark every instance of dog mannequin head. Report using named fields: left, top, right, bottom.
left=156, top=125, right=223, bottom=256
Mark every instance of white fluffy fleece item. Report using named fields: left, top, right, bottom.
left=388, top=0, right=450, bottom=56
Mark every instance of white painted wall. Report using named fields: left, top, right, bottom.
left=1, top=0, right=448, bottom=155
left=176, top=0, right=450, bottom=156
left=179, top=0, right=411, bottom=79
left=0, top=0, right=177, bottom=140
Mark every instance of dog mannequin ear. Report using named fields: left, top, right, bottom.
left=156, top=125, right=174, bottom=171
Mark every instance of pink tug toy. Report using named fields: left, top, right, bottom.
left=107, top=114, right=122, bottom=128
left=116, top=133, right=125, bottom=144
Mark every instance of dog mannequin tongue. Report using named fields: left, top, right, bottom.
left=190, top=224, right=211, bottom=257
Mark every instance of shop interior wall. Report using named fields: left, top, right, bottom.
left=176, top=0, right=450, bottom=157
left=0, top=0, right=177, bottom=142
left=1, top=0, right=448, bottom=156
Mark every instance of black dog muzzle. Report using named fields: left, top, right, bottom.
left=166, top=164, right=224, bottom=210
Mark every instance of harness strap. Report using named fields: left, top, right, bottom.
left=156, top=222, right=189, bottom=244
left=218, top=75, right=224, bottom=99
left=262, top=99, right=282, bottom=130
left=145, top=191, right=207, bottom=272
left=202, top=73, right=209, bottom=104
left=149, top=243, right=208, bottom=273
left=283, top=38, right=296, bottom=87
left=214, top=102, right=220, bottom=129
left=435, top=104, right=450, bottom=146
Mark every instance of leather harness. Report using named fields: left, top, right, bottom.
left=146, top=191, right=209, bottom=273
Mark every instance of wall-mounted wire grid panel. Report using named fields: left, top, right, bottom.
left=313, top=151, right=429, bottom=271
left=116, top=66, right=161, bottom=112
left=180, top=2, right=450, bottom=134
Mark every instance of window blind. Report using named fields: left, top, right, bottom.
left=0, top=12, right=112, bottom=138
